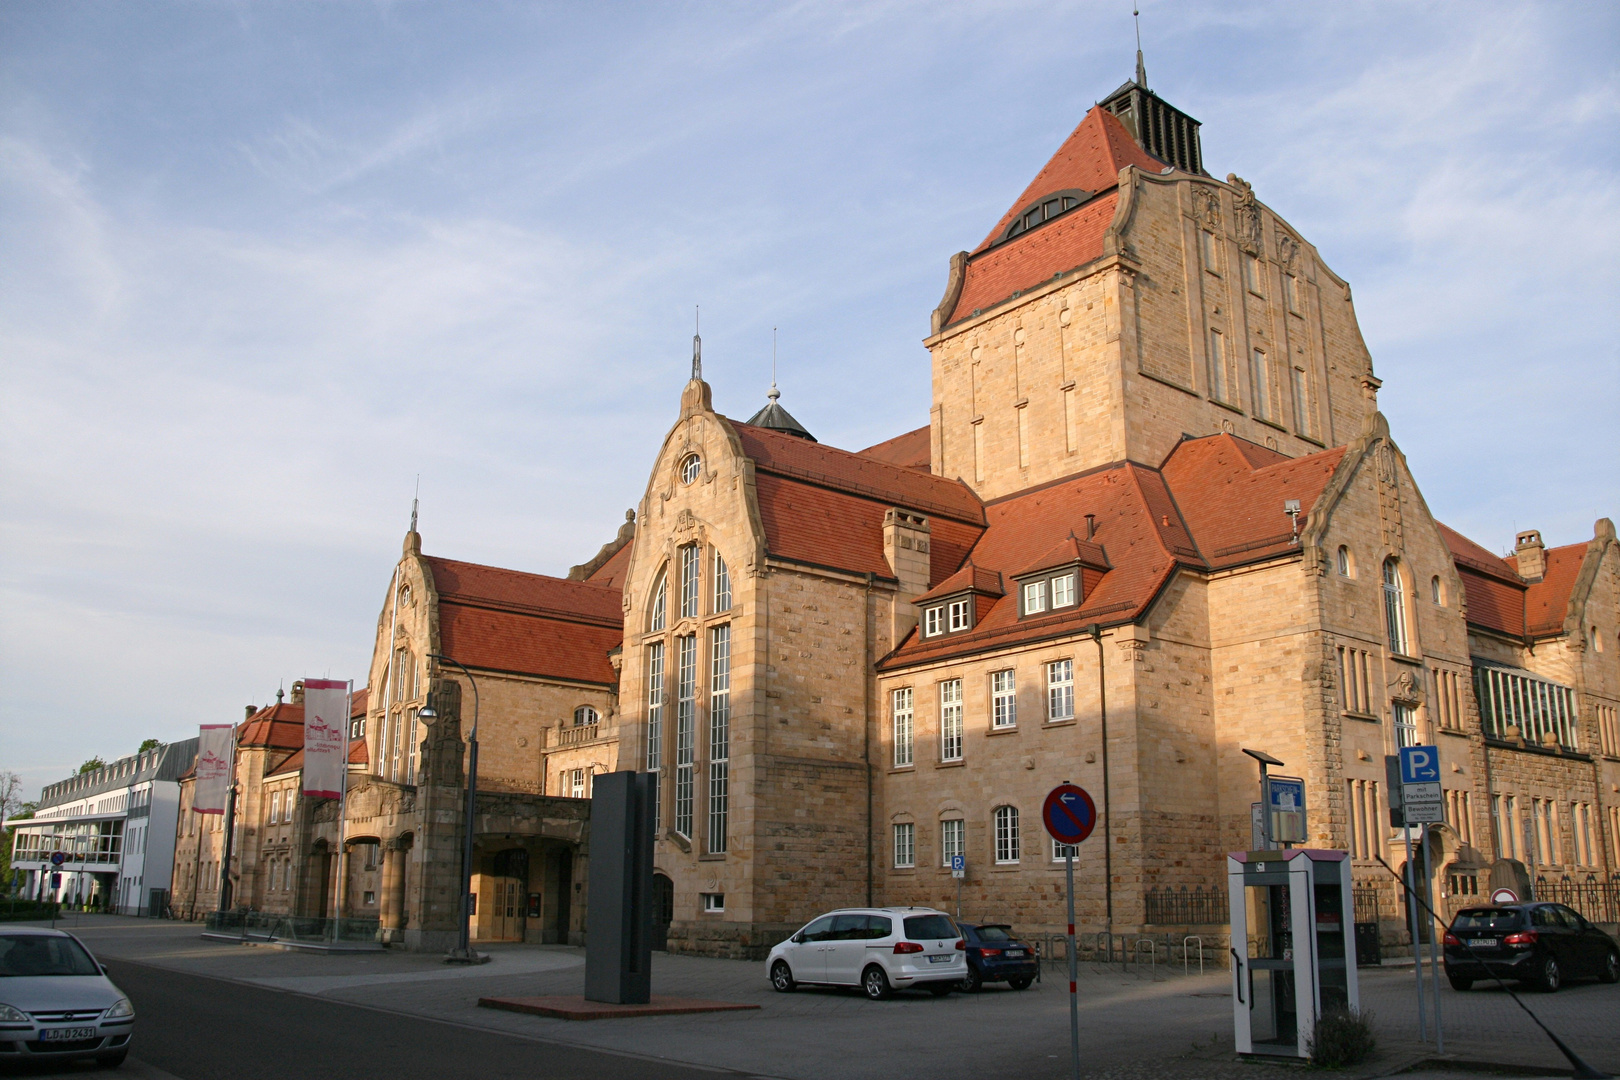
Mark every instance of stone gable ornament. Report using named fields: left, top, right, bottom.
left=1227, top=174, right=1262, bottom=255
left=1193, top=184, right=1221, bottom=231
left=1276, top=230, right=1300, bottom=274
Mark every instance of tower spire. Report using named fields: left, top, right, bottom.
left=1134, top=4, right=1147, bottom=88
left=409, top=475, right=419, bottom=534
left=769, top=327, right=779, bottom=402
left=691, top=305, right=702, bottom=381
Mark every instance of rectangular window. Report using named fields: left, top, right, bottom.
left=701, top=893, right=724, bottom=913
left=646, top=641, right=664, bottom=831
left=712, top=551, right=731, bottom=613
left=948, top=599, right=970, bottom=632
left=1200, top=229, right=1219, bottom=273
left=1250, top=348, right=1271, bottom=420
left=1052, top=839, right=1078, bottom=861
left=941, top=819, right=964, bottom=866
left=1291, top=365, right=1312, bottom=436
left=1284, top=274, right=1301, bottom=313
left=991, top=670, right=1017, bottom=729
left=1393, top=701, right=1418, bottom=749
left=569, top=768, right=586, bottom=799
left=892, top=687, right=914, bottom=767
left=1023, top=580, right=1046, bottom=614
left=680, top=545, right=701, bottom=620
left=893, top=823, right=915, bottom=869
left=269, top=792, right=281, bottom=824
left=406, top=709, right=418, bottom=784
left=1337, top=645, right=1376, bottom=716
left=940, top=679, right=963, bottom=762
left=674, top=634, right=696, bottom=838
left=1472, top=665, right=1579, bottom=750
left=1243, top=251, right=1263, bottom=294
left=708, top=624, right=730, bottom=854
left=1209, top=329, right=1228, bottom=402
left=994, top=805, right=1020, bottom=863
left=924, top=606, right=943, bottom=637
left=1047, top=659, right=1074, bottom=721
left=1050, top=573, right=1076, bottom=608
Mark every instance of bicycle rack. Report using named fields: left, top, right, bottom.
left=1134, top=936, right=1157, bottom=976
left=1183, top=935, right=1204, bottom=976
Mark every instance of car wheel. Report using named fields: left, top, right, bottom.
left=1008, top=975, right=1034, bottom=990
left=862, top=965, right=892, bottom=1000
left=1598, top=950, right=1619, bottom=985
left=1536, top=955, right=1560, bottom=993
left=1447, top=975, right=1472, bottom=991
left=958, top=965, right=982, bottom=993
left=927, top=982, right=953, bottom=997
left=96, top=1049, right=128, bottom=1068
left=770, top=960, right=797, bottom=993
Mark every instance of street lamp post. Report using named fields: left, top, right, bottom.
left=423, top=652, right=481, bottom=963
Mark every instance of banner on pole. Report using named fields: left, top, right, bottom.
left=303, top=679, right=351, bottom=799
left=194, top=725, right=235, bottom=815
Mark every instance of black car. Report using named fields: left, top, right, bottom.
left=1443, top=903, right=1620, bottom=992
left=957, top=923, right=1038, bottom=992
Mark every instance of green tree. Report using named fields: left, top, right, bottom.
left=78, top=757, right=105, bottom=774
left=137, top=739, right=160, bottom=754
left=0, top=773, right=32, bottom=893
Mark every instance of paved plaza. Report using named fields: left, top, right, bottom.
left=24, top=915, right=1613, bottom=1079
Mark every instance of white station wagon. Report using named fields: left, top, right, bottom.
left=0, top=927, right=135, bottom=1067
left=767, top=907, right=965, bottom=999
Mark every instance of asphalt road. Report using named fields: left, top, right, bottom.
left=83, top=959, right=748, bottom=1080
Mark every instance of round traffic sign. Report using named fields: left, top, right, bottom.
left=1042, top=784, right=1097, bottom=846
left=1490, top=887, right=1518, bottom=904
left=49, top=851, right=65, bottom=867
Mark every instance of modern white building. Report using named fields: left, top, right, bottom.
left=9, top=739, right=196, bottom=916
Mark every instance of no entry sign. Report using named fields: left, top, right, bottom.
left=1042, top=784, right=1097, bottom=847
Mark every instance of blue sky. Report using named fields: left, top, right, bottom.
left=2, top=2, right=1616, bottom=802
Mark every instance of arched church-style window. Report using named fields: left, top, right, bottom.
left=649, top=569, right=667, bottom=632
left=574, top=705, right=598, bottom=727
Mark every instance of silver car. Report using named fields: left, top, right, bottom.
left=0, top=927, right=135, bottom=1067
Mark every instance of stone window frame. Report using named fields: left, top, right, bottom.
left=939, top=678, right=964, bottom=763
left=1045, top=658, right=1075, bottom=722
left=891, top=687, right=915, bottom=768
left=893, top=821, right=916, bottom=869
left=1381, top=556, right=1412, bottom=657
left=940, top=817, right=965, bottom=868
left=679, top=453, right=702, bottom=485
left=990, top=669, right=1018, bottom=730
left=993, top=804, right=1021, bottom=865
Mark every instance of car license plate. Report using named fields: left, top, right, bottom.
left=928, top=954, right=953, bottom=963
left=1467, top=938, right=1495, bottom=948
left=1005, top=949, right=1025, bottom=957
left=40, top=1027, right=96, bottom=1042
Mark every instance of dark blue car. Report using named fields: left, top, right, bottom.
left=958, top=923, right=1038, bottom=992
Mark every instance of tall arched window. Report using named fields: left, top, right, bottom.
left=679, top=544, right=701, bottom=619
left=574, top=705, right=598, bottom=727
left=648, top=569, right=667, bottom=632
left=1383, top=558, right=1409, bottom=655
left=1337, top=546, right=1353, bottom=577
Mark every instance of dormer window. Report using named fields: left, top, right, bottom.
left=1050, top=573, right=1076, bottom=608
left=924, top=606, right=944, bottom=637
left=1023, top=581, right=1046, bottom=614
left=998, top=189, right=1092, bottom=245
left=948, top=599, right=971, bottom=632
left=924, top=597, right=975, bottom=637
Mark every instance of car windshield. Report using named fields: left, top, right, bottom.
left=903, top=914, right=957, bottom=941
left=974, top=925, right=1014, bottom=942
left=1451, top=909, right=1522, bottom=932
left=0, top=934, right=101, bottom=977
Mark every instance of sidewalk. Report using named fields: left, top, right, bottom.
left=48, top=916, right=1617, bottom=1080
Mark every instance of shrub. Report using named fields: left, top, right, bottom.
left=1308, top=1006, right=1376, bottom=1068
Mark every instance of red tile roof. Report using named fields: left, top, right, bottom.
left=913, top=562, right=1005, bottom=605
left=426, top=557, right=622, bottom=625
left=856, top=426, right=931, bottom=471
left=974, top=107, right=1164, bottom=254
left=1438, top=523, right=1527, bottom=639
left=237, top=703, right=305, bottom=750
left=947, top=191, right=1119, bottom=327
left=880, top=434, right=1350, bottom=669
left=1525, top=544, right=1585, bottom=637
left=266, top=737, right=368, bottom=779
left=586, top=541, right=634, bottom=589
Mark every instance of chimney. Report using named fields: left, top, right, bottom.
left=1514, top=530, right=1546, bottom=582
left=883, top=509, right=932, bottom=643
left=244, top=705, right=255, bottom=720
left=290, top=680, right=305, bottom=705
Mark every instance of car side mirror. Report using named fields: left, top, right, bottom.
left=792, top=933, right=805, bottom=944
left=100, top=964, right=109, bottom=975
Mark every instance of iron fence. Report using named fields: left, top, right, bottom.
left=1144, top=885, right=1224, bottom=926
left=1533, top=876, right=1620, bottom=924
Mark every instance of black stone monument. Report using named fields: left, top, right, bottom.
left=583, top=770, right=655, bottom=1004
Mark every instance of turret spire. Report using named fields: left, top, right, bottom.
left=1134, top=4, right=1147, bottom=88
left=691, top=306, right=702, bottom=381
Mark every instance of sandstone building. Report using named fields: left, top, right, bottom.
left=164, top=63, right=1618, bottom=956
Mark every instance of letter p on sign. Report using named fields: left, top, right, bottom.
left=1399, top=745, right=1439, bottom=785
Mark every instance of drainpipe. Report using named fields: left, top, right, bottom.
left=1091, top=625, right=1112, bottom=935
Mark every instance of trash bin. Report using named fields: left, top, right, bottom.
left=1354, top=922, right=1381, bottom=966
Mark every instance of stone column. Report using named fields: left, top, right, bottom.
left=379, top=843, right=400, bottom=941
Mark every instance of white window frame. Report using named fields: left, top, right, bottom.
left=701, top=892, right=725, bottom=912
left=674, top=633, right=697, bottom=838
left=892, top=687, right=914, bottom=767
left=570, top=768, right=587, bottom=799
left=269, top=791, right=281, bottom=824
left=1023, top=580, right=1046, bottom=614
left=649, top=571, right=667, bottom=631
left=680, top=544, right=701, bottom=620
left=893, top=822, right=915, bottom=869
left=941, top=818, right=964, bottom=866
left=948, top=598, right=970, bottom=632
left=1047, top=659, right=1074, bottom=721
left=708, top=623, right=730, bottom=855
left=994, top=805, right=1021, bottom=864
left=1050, top=573, right=1076, bottom=608
left=1052, top=838, right=1078, bottom=861
left=680, top=454, right=701, bottom=484
left=924, top=606, right=944, bottom=637
left=1393, top=701, right=1418, bottom=749
left=712, top=550, right=731, bottom=612
left=991, top=670, right=1017, bottom=729
left=1383, top=558, right=1409, bottom=656
left=940, top=679, right=963, bottom=762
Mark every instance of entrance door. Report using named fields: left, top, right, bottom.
left=1245, top=880, right=1298, bottom=1052
left=490, top=849, right=529, bottom=942
left=651, top=874, right=674, bottom=951
left=552, top=849, right=572, bottom=944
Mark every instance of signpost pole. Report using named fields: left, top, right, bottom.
left=1404, top=825, right=1427, bottom=1041
left=1423, top=821, right=1443, bottom=1053
left=1065, top=851, right=1079, bottom=1080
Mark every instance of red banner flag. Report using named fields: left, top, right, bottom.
left=303, top=679, right=350, bottom=799
left=194, top=724, right=234, bottom=814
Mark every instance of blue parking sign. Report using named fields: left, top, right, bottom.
left=1399, top=745, right=1439, bottom=785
